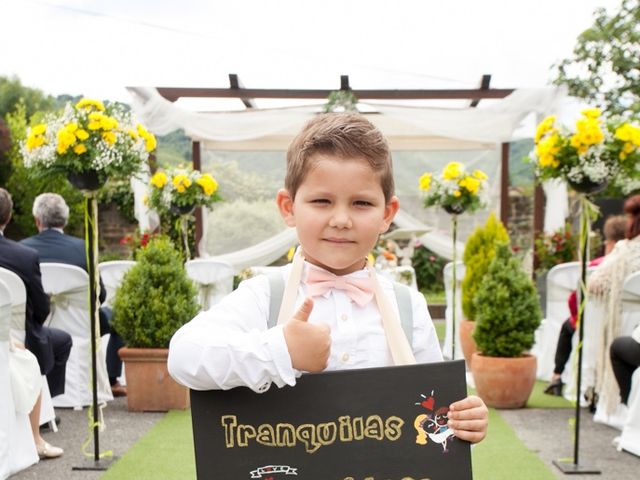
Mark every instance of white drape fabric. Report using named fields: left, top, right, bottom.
left=542, top=179, right=569, bottom=233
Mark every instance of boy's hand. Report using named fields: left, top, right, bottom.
left=283, top=298, right=331, bottom=372
left=447, top=395, right=488, bottom=443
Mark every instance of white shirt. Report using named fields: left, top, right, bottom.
left=168, top=262, right=442, bottom=393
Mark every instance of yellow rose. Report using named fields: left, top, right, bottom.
left=472, top=169, right=488, bottom=180
left=73, top=143, right=87, bottom=154
left=76, top=129, right=89, bottom=141
left=459, top=176, right=480, bottom=194
left=453, top=190, right=462, bottom=198
left=623, top=142, right=635, bottom=154
left=418, top=172, right=432, bottom=191
left=196, top=174, right=218, bottom=196
left=442, top=162, right=463, bottom=180
left=144, top=133, right=157, bottom=152
left=102, top=131, right=117, bottom=145
left=173, top=174, right=192, bottom=193
left=581, top=107, right=601, bottom=119
left=150, top=171, right=168, bottom=189
left=76, top=98, right=105, bottom=111
left=128, top=129, right=138, bottom=140
left=65, top=123, right=78, bottom=133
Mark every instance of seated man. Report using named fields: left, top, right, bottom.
left=21, top=193, right=126, bottom=397
left=0, top=188, right=69, bottom=456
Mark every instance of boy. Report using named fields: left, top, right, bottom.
left=168, top=113, right=488, bottom=444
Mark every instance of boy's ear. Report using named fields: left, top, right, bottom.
left=380, top=195, right=400, bottom=233
left=276, top=188, right=296, bottom=227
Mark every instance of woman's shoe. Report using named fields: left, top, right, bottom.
left=36, top=441, right=63, bottom=459
left=544, top=379, right=564, bottom=396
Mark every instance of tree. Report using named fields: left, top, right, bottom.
left=0, top=75, right=55, bottom=120
left=553, top=0, right=640, bottom=115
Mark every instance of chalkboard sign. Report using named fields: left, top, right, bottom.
left=190, top=360, right=471, bottom=480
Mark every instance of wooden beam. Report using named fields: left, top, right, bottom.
left=532, top=184, right=545, bottom=274
left=156, top=86, right=514, bottom=102
left=500, top=142, right=510, bottom=228
left=340, top=75, right=350, bottom=90
left=228, top=74, right=256, bottom=109
left=470, top=74, right=491, bottom=108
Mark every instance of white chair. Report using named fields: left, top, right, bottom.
left=376, top=265, right=418, bottom=291
left=98, top=260, right=136, bottom=309
left=0, top=279, right=38, bottom=479
left=0, top=267, right=56, bottom=430
left=531, top=261, right=581, bottom=380
left=40, top=263, right=113, bottom=408
left=185, top=259, right=235, bottom=310
left=619, top=368, right=640, bottom=457
left=443, top=261, right=465, bottom=361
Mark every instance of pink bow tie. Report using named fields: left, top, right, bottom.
left=305, top=267, right=375, bottom=307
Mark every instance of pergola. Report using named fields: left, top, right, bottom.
left=132, top=74, right=547, bottom=256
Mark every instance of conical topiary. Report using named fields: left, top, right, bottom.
left=461, top=213, right=509, bottom=320
left=472, top=243, right=542, bottom=357
left=112, top=236, right=199, bottom=348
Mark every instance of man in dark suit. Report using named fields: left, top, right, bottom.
left=21, top=192, right=126, bottom=397
left=0, top=188, right=72, bottom=397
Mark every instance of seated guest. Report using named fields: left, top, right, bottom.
left=21, top=193, right=126, bottom=397
left=0, top=189, right=72, bottom=401
left=610, top=324, right=640, bottom=405
left=545, top=215, right=627, bottom=396
left=589, top=194, right=640, bottom=415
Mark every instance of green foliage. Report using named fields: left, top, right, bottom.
left=0, top=75, right=55, bottom=120
left=461, top=213, right=509, bottom=320
left=534, top=223, right=577, bottom=274
left=4, top=102, right=84, bottom=238
left=112, top=236, right=199, bottom=348
left=472, top=244, right=542, bottom=357
left=411, top=245, right=447, bottom=293
left=98, top=179, right=136, bottom=223
left=553, top=0, right=640, bottom=115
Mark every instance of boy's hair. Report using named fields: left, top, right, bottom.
left=0, top=187, right=13, bottom=227
left=285, top=113, right=395, bottom=201
left=603, top=214, right=627, bottom=242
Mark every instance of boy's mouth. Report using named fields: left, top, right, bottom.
left=324, top=237, right=354, bottom=244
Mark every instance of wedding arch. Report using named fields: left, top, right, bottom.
left=127, top=76, right=561, bottom=271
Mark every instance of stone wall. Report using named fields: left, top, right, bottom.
left=98, top=202, right=137, bottom=258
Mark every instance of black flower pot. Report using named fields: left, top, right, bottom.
left=568, top=178, right=608, bottom=195
left=170, top=203, right=196, bottom=216
left=67, top=170, right=106, bottom=191
left=443, top=203, right=466, bottom=215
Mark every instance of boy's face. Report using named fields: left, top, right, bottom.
left=277, top=155, right=399, bottom=276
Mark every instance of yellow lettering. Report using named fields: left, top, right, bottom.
left=221, top=415, right=237, bottom=448
left=296, top=424, right=321, bottom=454
left=256, top=424, right=275, bottom=446
left=237, top=424, right=256, bottom=446
left=276, top=423, right=296, bottom=446
left=317, top=422, right=338, bottom=445
left=385, top=416, right=405, bottom=441
left=339, top=415, right=353, bottom=441
left=352, top=417, right=364, bottom=440
left=364, top=415, right=384, bottom=440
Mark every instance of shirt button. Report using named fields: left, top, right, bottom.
left=340, top=314, right=348, bottom=322
left=342, top=353, right=350, bottom=363
left=258, top=382, right=270, bottom=392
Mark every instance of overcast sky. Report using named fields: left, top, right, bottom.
left=1, top=0, right=623, bottom=109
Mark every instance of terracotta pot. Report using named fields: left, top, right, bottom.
left=119, top=347, right=190, bottom=412
left=459, top=319, right=477, bottom=367
left=470, top=352, right=537, bottom=409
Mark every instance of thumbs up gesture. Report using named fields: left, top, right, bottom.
left=283, top=298, right=331, bottom=372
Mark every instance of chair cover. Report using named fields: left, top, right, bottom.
left=442, top=261, right=465, bottom=361
left=0, top=267, right=56, bottom=428
left=562, top=266, right=600, bottom=405
left=531, top=261, right=580, bottom=380
left=40, top=263, right=113, bottom=408
left=98, top=260, right=136, bottom=309
left=0, top=279, right=38, bottom=479
left=185, top=259, right=235, bottom=310
left=375, top=265, right=418, bottom=291
left=619, top=368, right=640, bottom=457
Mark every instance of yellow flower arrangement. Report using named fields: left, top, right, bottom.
left=531, top=108, right=640, bottom=193
left=148, top=167, right=221, bottom=216
left=22, top=97, right=156, bottom=185
left=419, top=162, right=488, bottom=214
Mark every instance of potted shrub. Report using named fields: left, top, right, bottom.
left=471, top=243, right=542, bottom=408
left=113, top=236, right=199, bottom=411
left=459, top=213, right=509, bottom=364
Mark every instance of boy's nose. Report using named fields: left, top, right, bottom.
left=329, top=208, right=352, bottom=229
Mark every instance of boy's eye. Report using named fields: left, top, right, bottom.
left=354, top=200, right=373, bottom=206
left=311, top=199, right=330, bottom=204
